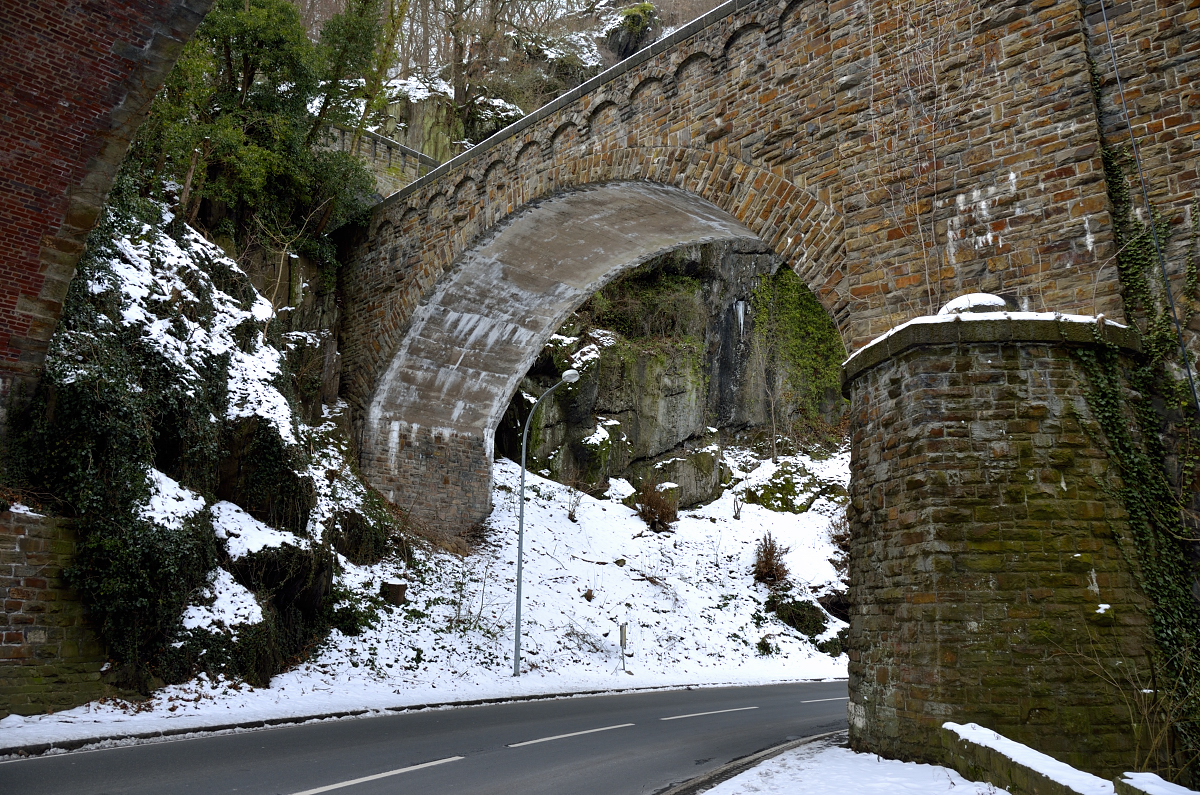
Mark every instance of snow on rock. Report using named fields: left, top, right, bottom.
left=182, top=568, right=264, bottom=633
left=139, top=469, right=206, bottom=529
left=938, top=292, right=1009, bottom=314
left=570, top=343, right=602, bottom=370
left=211, top=501, right=309, bottom=560
left=606, top=478, right=637, bottom=500
left=582, top=421, right=611, bottom=445
left=944, top=722, right=1113, bottom=795
left=708, top=741, right=1009, bottom=795
left=79, top=219, right=298, bottom=444
left=589, top=328, right=619, bottom=346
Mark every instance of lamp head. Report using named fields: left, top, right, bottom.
left=562, top=369, right=580, bottom=384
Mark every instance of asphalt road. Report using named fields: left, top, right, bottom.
left=1, top=681, right=848, bottom=795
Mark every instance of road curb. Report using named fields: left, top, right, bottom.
left=1, top=681, right=819, bottom=759
left=655, top=730, right=846, bottom=795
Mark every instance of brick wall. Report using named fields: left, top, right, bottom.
left=842, top=317, right=1153, bottom=778
left=1085, top=0, right=1200, bottom=347
left=0, top=510, right=106, bottom=719
left=0, top=0, right=212, bottom=425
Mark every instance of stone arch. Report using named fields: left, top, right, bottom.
left=723, top=22, right=766, bottom=57
left=350, top=158, right=844, bottom=535
left=673, top=52, right=713, bottom=86
left=515, top=142, right=544, bottom=201
left=551, top=123, right=580, bottom=158
left=587, top=102, right=623, bottom=148
left=629, top=76, right=664, bottom=104
left=452, top=176, right=478, bottom=201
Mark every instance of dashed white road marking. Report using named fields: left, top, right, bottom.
left=659, top=706, right=759, bottom=721
left=800, top=697, right=849, bottom=704
left=507, top=723, right=635, bottom=748
left=288, top=756, right=464, bottom=794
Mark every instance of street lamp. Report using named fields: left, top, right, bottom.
left=513, top=368, right=580, bottom=677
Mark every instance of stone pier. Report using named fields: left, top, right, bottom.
left=842, top=315, right=1152, bottom=777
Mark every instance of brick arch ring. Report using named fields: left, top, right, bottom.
left=341, top=160, right=847, bottom=536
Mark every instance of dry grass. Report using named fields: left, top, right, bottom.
left=636, top=476, right=678, bottom=532
left=752, top=531, right=790, bottom=587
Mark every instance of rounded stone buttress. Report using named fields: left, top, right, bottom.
left=840, top=314, right=1151, bottom=778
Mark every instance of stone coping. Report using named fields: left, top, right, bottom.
left=373, top=0, right=753, bottom=211
left=840, top=316, right=1142, bottom=397
left=329, top=125, right=440, bottom=167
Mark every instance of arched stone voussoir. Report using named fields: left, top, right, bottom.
left=360, top=181, right=761, bottom=536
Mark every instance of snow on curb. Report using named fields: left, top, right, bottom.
left=942, top=721, right=1113, bottom=795
left=705, top=734, right=1008, bottom=794
left=1116, top=773, right=1199, bottom=795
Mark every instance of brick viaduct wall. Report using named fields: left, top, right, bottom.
left=842, top=317, right=1152, bottom=777
left=0, top=0, right=212, bottom=424
left=0, top=510, right=107, bottom=719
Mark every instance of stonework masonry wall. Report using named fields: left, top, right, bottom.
left=0, top=0, right=212, bottom=425
left=366, top=427, right=494, bottom=536
left=0, top=510, right=106, bottom=719
left=843, top=318, right=1152, bottom=778
left=1085, top=0, right=1200, bottom=353
left=319, top=126, right=440, bottom=198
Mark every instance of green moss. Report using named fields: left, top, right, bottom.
left=618, top=3, right=656, bottom=36
left=751, top=267, right=847, bottom=436
left=741, top=461, right=847, bottom=513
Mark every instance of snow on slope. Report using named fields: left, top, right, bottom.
left=0, top=447, right=849, bottom=748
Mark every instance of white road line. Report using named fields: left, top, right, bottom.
left=800, top=697, right=849, bottom=703
left=288, top=756, right=464, bottom=794
left=507, top=723, right=635, bottom=748
left=659, top=706, right=760, bottom=721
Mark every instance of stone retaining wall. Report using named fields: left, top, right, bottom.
left=843, top=317, right=1152, bottom=778
left=0, top=510, right=106, bottom=719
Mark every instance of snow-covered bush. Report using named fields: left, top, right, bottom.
left=5, top=180, right=400, bottom=692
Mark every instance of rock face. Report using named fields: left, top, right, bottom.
left=495, top=239, right=844, bottom=507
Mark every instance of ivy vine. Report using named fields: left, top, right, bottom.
left=1074, top=56, right=1200, bottom=782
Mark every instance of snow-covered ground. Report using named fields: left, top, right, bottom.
left=0, top=445, right=849, bottom=750
left=711, top=736, right=1008, bottom=794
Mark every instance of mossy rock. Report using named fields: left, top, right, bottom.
left=218, top=417, right=316, bottom=535
left=742, top=462, right=846, bottom=513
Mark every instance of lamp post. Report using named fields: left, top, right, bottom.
left=513, top=368, right=580, bottom=677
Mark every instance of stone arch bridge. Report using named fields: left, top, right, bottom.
left=338, top=0, right=1138, bottom=534
left=4, top=0, right=1199, bottom=779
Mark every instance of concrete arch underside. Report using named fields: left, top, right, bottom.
left=361, top=182, right=764, bottom=532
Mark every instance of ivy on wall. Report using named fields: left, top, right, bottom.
left=1076, top=56, right=1200, bottom=783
